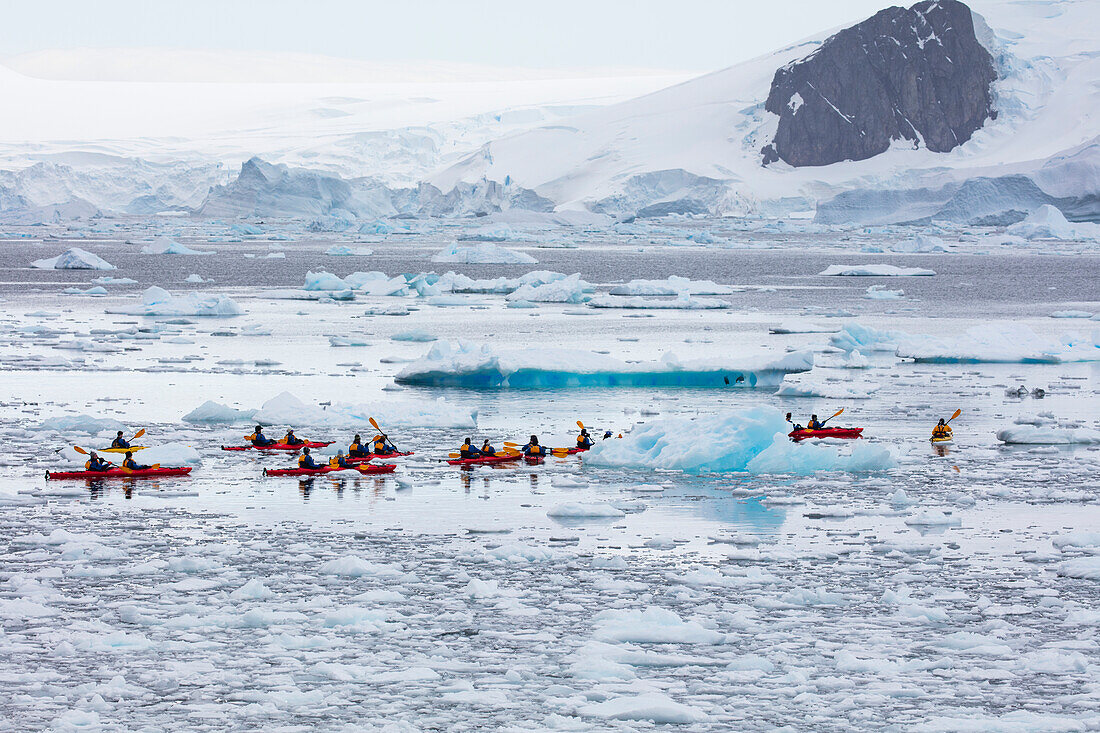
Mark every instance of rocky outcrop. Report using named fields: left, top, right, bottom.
left=762, top=0, right=996, bottom=167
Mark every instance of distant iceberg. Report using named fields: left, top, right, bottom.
left=1007, top=205, right=1100, bottom=241
left=819, top=264, right=934, bottom=277
left=31, top=247, right=116, bottom=271
left=140, top=237, right=211, bottom=255
left=395, top=341, right=813, bottom=389
left=431, top=242, right=538, bottom=265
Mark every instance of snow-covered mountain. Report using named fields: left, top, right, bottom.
left=431, top=0, right=1100, bottom=223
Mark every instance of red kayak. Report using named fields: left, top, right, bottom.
left=222, top=441, right=333, bottom=452
left=563, top=447, right=589, bottom=455
left=344, top=452, right=414, bottom=464
left=263, top=463, right=396, bottom=477
left=789, top=428, right=863, bottom=442
left=446, top=454, right=523, bottom=467
left=46, top=467, right=192, bottom=480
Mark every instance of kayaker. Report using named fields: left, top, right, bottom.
left=459, top=438, right=481, bottom=460
left=298, top=447, right=323, bottom=469
left=372, top=433, right=399, bottom=455
left=931, top=419, right=953, bottom=440
left=522, top=435, right=549, bottom=457
left=806, top=414, right=824, bottom=430
left=283, top=429, right=305, bottom=446
left=249, top=426, right=276, bottom=446
left=785, top=413, right=805, bottom=431
left=84, top=451, right=111, bottom=472
left=348, top=434, right=369, bottom=458
left=576, top=428, right=593, bottom=449
left=111, top=431, right=131, bottom=449
left=122, top=450, right=150, bottom=471
left=603, top=430, right=613, bottom=439
left=329, top=450, right=353, bottom=468
left=480, top=440, right=496, bottom=457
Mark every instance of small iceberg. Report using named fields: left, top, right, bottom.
left=325, top=245, right=374, bottom=256
left=107, top=286, right=243, bottom=317
left=140, top=237, right=211, bottom=255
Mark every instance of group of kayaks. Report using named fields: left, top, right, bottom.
left=44, top=410, right=960, bottom=481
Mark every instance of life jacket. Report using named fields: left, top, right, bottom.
left=372, top=435, right=389, bottom=453
left=481, top=444, right=496, bottom=456
left=460, top=444, right=479, bottom=458
left=577, top=434, right=592, bottom=448
left=932, top=425, right=952, bottom=438
left=349, top=441, right=363, bottom=455
left=284, top=433, right=304, bottom=445
left=524, top=443, right=546, bottom=456
left=298, top=454, right=319, bottom=469
left=111, top=437, right=129, bottom=448
left=85, top=457, right=109, bottom=471
left=123, top=458, right=138, bottom=470
left=249, top=431, right=272, bottom=445
left=807, top=419, right=824, bottom=430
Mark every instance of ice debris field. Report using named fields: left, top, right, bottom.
left=0, top=219, right=1098, bottom=732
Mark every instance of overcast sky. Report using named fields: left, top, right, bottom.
left=2, top=0, right=889, bottom=73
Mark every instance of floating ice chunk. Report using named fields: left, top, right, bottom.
left=864, top=284, right=904, bottom=299
left=230, top=578, right=275, bottom=600
left=431, top=242, right=537, bottom=264
left=325, top=245, right=374, bottom=256
left=344, top=272, right=408, bottom=295
left=608, top=276, right=734, bottom=296
left=905, top=509, right=961, bottom=527
left=547, top=502, right=625, bottom=518
left=1052, top=531, right=1100, bottom=550
left=579, top=692, right=709, bottom=724
left=589, top=293, right=731, bottom=309
left=319, top=555, right=406, bottom=579
left=140, top=237, right=210, bottom=255
left=31, top=247, right=116, bottom=270
left=819, top=264, right=935, bottom=276
left=265, top=252, right=285, bottom=259
left=63, top=286, right=108, bottom=296
left=302, top=271, right=350, bottom=291
left=996, top=425, right=1100, bottom=444
left=1057, top=557, right=1100, bottom=580
left=391, top=329, right=436, bottom=342
left=586, top=408, right=893, bottom=474
left=184, top=274, right=207, bottom=283
left=396, top=341, right=812, bottom=389
left=592, top=607, right=724, bottom=644
left=892, top=233, right=948, bottom=253
left=1007, top=205, right=1100, bottom=240
left=108, top=286, right=243, bottom=317
left=505, top=273, right=592, bottom=303
left=128, top=443, right=202, bottom=466
left=1050, top=310, right=1094, bottom=319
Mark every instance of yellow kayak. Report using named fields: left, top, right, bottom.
left=100, top=446, right=148, bottom=453
left=930, top=436, right=953, bottom=444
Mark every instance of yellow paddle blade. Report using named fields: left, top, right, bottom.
left=552, top=450, right=570, bottom=457
left=120, top=466, right=132, bottom=473
left=948, top=409, right=962, bottom=423
left=369, top=417, right=381, bottom=432
left=830, top=408, right=845, bottom=420
left=448, top=453, right=462, bottom=458
left=503, top=442, right=521, bottom=447
left=73, top=445, right=88, bottom=455
left=151, top=463, right=161, bottom=469
left=502, top=449, right=521, bottom=456
left=576, top=420, right=585, bottom=430
left=133, top=429, right=146, bottom=440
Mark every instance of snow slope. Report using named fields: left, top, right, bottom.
left=431, top=0, right=1100, bottom=218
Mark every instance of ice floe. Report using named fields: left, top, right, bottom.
left=31, top=247, right=116, bottom=270
left=431, top=242, right=538, bottom=264
left=819, top=264, right=935, bottom=276
left=107, top=286, right=243, bottom=317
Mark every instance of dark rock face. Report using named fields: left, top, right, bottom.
left=762, top=0, right=997, bottom=167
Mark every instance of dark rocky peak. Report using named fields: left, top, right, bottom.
left=762, top=0, right=997, bottom=167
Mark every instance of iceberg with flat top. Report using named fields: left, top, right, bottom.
left=896, top=325, right=1099, bottom=364
left=996, top=425, right=1100, bottom=444
left=1006, top=205, right=1100, bottom=240
left=588, top=294, right=731, bottom=309
left=107, top=286, right=243, bottom=317
left=395, top=341, right=813, bottom=389
left=31, top=247, right=116, bottom=270
left=584, top=407, right=894, bottom=474
left=819, top=264, right=935, bottom=277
